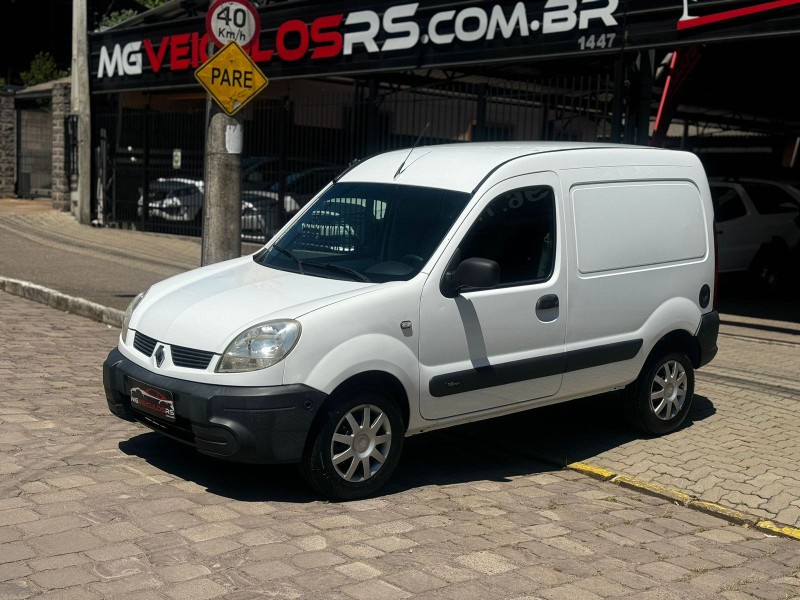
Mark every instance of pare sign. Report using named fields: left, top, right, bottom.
left=194, top=41, right=269, bottom=116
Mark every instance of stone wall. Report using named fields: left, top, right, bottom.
left=0, top=93, right=15, bottom=197
left=51, top=83, right=71, bottom=210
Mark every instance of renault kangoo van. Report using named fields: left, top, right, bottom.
left=104, top=142, right=719, bottom=500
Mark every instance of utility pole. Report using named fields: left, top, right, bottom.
left=198, top=0, right=265, bottom=266
left=71, top=0, right=92, bottom=225
left=201, top=99, right=242, bottom=266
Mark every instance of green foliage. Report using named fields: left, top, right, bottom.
left=100, top=9, right=139, bottom=28
left=100, top=0, right=170, bottom=28
left=20, top=52, right=68, bottom=87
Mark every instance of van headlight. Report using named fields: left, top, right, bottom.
left=121, top=290, right=147, bottom=342
left=217, top=320, right=301, bottom=373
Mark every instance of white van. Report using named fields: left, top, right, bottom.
left=103, top=142, right=719, bottom=501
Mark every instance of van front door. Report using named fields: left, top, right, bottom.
left=419, top=173, right=566, bottom=421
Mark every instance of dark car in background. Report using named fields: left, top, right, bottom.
left=138, top=177, right=274, bottom=242
left=257, top=165, right=345, bottom=216
left=135, top=159, right=344, bottom=242
left=241, top=156, right=333, bottom=192
left=242, top=159, right=345, bottom=238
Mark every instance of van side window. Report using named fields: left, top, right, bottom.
left=459, top=186, right=556, bottom=285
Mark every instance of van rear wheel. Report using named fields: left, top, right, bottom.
left=624, top=352, right=694, bottom=436
left=299, top=391, right=404, bottom=501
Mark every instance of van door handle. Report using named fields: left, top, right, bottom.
left=536, top=294, right=559, bottom=310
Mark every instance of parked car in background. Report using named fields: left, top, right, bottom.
left=241, top=191, right=280, bottom=243
left=137, top=177, right=204, bottom=223
left=241, top=156, right=332, bottom=192
left=261, top=165, right=346, bottom=216
left=242, top=157, right=345, bottom=217
left=708, top=177, right=800, bottom=292
left=139, top=177, right=272, bottom=241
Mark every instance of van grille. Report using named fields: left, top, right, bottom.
left=171, top=345, right=215, bottom=369
left=133, top=332, right=157, bottom=356
left=132, top=332, right=214, bottom=370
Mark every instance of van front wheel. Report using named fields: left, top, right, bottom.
left=299, top=391, right=404, bottom=501
left=624, top=352, right=694, bottom=436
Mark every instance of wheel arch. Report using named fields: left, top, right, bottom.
left=646, top=329, right=701, bottom=369
left=307, top=370, right=410, bottom=441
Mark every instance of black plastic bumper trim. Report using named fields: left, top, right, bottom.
left=696, top=310, right=720, bottom=368
left=103, top=348, right=326, bottom=464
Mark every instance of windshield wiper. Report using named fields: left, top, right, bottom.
left=270, top=244, right=305, bottom=274
left=310, top=262, right=371, bottom=283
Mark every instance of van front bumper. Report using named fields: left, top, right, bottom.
left=103, top=348, right=326, bottom=464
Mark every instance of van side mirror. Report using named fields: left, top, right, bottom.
left=441, top=257, right=500, bottom=297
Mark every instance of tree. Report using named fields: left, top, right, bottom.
left=100, top=0, right=170, bottom=29
left=20, top=52, right=68, bottom=87
left=100, top=9, right=139, bottom=28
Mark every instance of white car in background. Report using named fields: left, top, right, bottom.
left=137, top=177, right=204, bottom=223
left=708, top=177, right=800, bottom=292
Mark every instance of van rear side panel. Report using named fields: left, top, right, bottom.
left=572, top=181, right=707, bottom=274
left=559, top=165, right=713, bottom=399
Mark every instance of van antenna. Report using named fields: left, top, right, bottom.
left=394, top=122, right=430, bottom=179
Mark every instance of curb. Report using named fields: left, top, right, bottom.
left=568, top=462, right=800, bottom=542
left=0, top=277, right=124, bottom=329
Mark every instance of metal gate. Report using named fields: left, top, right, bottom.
left=16, top=106, right=53, bottom=198
left=97, top=69, right=616, bottom=241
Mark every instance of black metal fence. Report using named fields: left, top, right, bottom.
left=94, top=70, right=615, bottom=242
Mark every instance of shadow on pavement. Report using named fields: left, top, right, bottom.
left=118, top=391, right=715, bottom=501
left=118, top=434, right=317, bottom=504
left=449, top=392, right=716, bottom=468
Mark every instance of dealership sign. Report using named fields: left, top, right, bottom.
left=90, top=0, right=800, bottom=93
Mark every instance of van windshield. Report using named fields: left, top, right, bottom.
left=253, top=182, right=471, bottom=283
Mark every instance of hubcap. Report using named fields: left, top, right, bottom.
left=330, top=404, right=392, bottom=482
left=649, top=360, right=687, bottom=421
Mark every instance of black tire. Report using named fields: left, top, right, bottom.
left=623, top=352, right=694, bottom=436
left=299, top=390, right=404, bottom=501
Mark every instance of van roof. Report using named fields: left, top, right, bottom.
left=339, top=141, right=669, bottom=193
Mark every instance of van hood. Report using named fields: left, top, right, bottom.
left=130, top=256, right=375, bottom=353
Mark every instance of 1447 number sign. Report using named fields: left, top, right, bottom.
left=206, top=0, right=261, bottom=50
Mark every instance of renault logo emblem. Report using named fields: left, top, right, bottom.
left=154, top=345, right=165, bottom=368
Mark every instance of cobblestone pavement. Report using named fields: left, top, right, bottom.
left=468, top=317, right=800, bottom=530
left=1, top=292, right=799, bottom=600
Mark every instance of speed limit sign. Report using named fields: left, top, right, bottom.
left=206, top=0, right=261, bottom=50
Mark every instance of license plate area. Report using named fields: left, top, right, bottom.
left=127, top=378, right=175, bottom=423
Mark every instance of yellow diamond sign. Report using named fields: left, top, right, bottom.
left=195, top=41, right=268, bottom=116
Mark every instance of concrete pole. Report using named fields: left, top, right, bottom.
left=200, top=0, right=242, bottom=266
left=200, top=94, right=242, bottom=266
left=71, top=0, right=92, bottom=225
